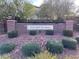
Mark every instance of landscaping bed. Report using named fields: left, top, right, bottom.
left=0, top=32, right=79, bottom=59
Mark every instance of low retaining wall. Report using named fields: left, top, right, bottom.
left=16, top=23, right=65, bottom=35
left=0, top=22, right=4, bottom=34
left=16, top=23, right=27, bottom=34
left=6, top=20, right=74, bottom=35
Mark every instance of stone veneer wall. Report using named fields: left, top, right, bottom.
left=7, top=20, right=16, bottom=32
left=0, top=22, right=4, bottom=34
left=66, top=20, right=74, bottom=31
left=16, top=23, right=65, bottom=35
left=16, top=23, right=27, bottom=35
left=7, top=20, right=74, bottom=35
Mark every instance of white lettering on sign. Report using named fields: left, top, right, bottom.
left=27, top=25, right=53, bottom=30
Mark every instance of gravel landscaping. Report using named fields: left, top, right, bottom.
left=0, top=32, right=79, bottom=59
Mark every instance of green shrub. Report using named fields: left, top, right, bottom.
left=21, top=43, right=41, bottom=57
left=46, top=40, right=63, bottom=54
left=0, top=44, right=16, bottom=54
left=53, top=18, right=65, bottom=23
left=27, top=19, right=65, bottom=23
left=63, top=30, right=73, bottom=37
left=74, top=24, right=79, bottom=31
left=8, top=31, right=18, bottom=38
left=76, top=37, right=79, bottom=43
left=62, top=38, right=77, bottom=50
left=29, top=30, right=37, bottom=35
left=45, top=30, right=54, bottom=35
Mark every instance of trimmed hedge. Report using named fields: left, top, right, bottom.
left=46, top=40, right=63, bottom=54
left=8, top=31, right=18, bottom=38
left=27, top=19, right=65, bottom=23
left=45, top=30, right=54, bottom=35
left=21, top=43, right=41, bottom=57
left=62, top=38, right=77, bottom=50
left=76, top=37, right=79, bottom=43
left=29, top=30, right=37, bottom=35
left=0, top=44, right=16, bottom=54
left=63, top=30, right=73, bottom=37
left=74, top=24, right=79, bottom=31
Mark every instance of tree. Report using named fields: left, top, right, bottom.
left=23, top=2, right=36, bottom=18
left=0, top=0, right=16, bottom=19
left=37, top=4, right=49, bottom=18
left=38, top=0, right=75, bottom=19
left=13, top=0, right=36, bottom=19
left=0, top=0, right=36, bottom=20
left=13, top=0, right=24, bottom=18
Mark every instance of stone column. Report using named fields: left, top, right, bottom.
left=7, top=20, right=16, bottom=32
left=66, top=20, right=74, bottom=31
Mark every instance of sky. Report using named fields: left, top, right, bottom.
left=31, top=0, right=44, bottom=6
left=32, top=0, right=79, bottom=7
left=75, top=0, right=79, bottom=7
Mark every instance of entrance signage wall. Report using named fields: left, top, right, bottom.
left=27, top=25, right=53, bottom=30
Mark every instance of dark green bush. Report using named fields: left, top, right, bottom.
left=76, top=37, right=79, bottom=43
left=15, top=16, right=27, bottom=23
left=74, top=19, right=79, bottom=31
left=45, top=30, right=54, bottom=35
left=62, top=38, right=77, bottom=50
left=21, top=43, right=41, bottom=57
left=0, top=44, right=16, bottom=54
left=27, top=19, right=65, bottom=23
left=8, top=31, right=18, bottom=38
left=53, top=18, right=65, bottom=23
left=74, top=24, right=79, bottom=31
left=63, top=30, right=73, bottom=37
left=29, top=30, right=37, bottom=35
left=46, top=40, right=63, bottom=54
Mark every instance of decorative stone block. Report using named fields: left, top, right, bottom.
left=66, top=20, right=74, bottom=31
left=7, top=20, right=16, bottom=32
